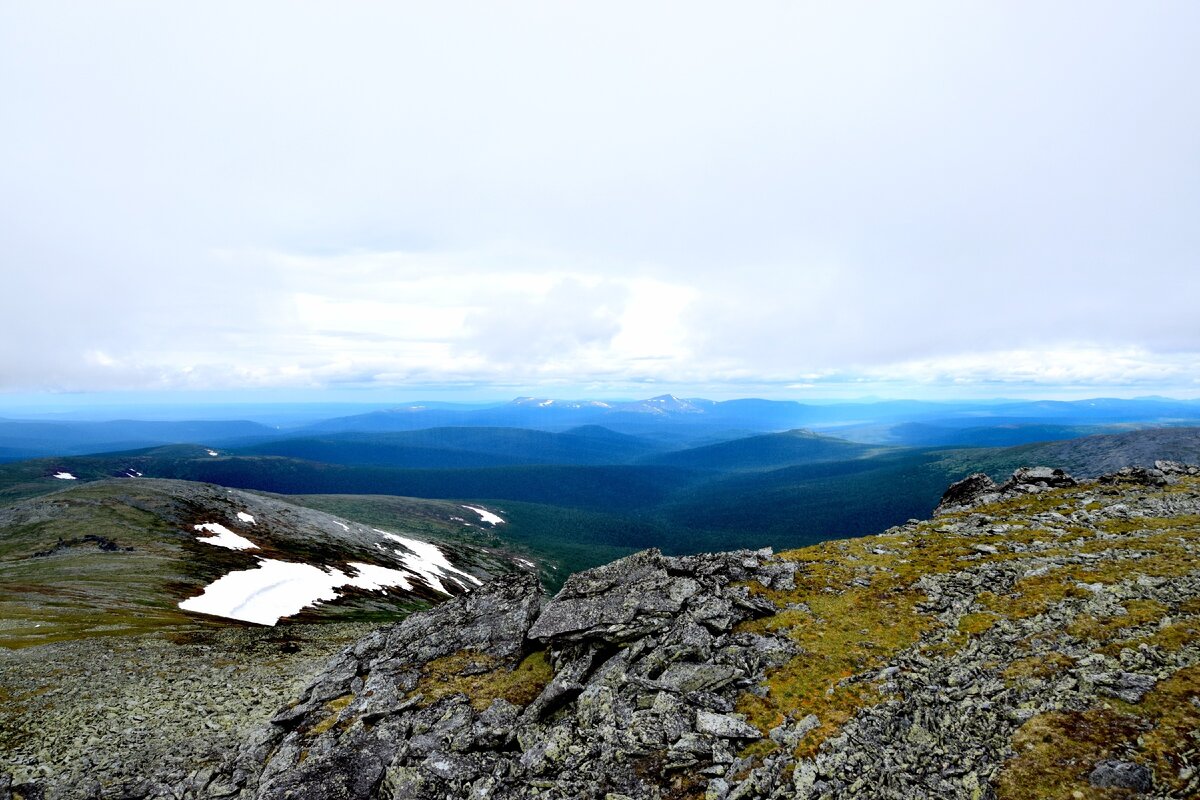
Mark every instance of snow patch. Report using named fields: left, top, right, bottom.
left=178, top=558, right=421, bottom=625
left=179, top=559, right=344, bottom=625
left=193, top=522, right=258, bottom=551
left=462, top=505, right=505, bottom=526
left=52, top=472, right=77, bottom=480
left=332, top=520, right=349, bottom=531
left=375, top=529, right=483, bottom=593
left=206, top=449, right=219, bottom=457
left=343, top=562, right=415, bottom=592
left=236, top=512, right=256, bottom=525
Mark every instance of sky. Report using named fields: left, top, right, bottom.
left=2, top=1, right=1199, bottom=404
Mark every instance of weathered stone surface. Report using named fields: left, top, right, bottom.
left=696, top=711, right=761, bottom=740
left=1089, top=759, right=1153, bottom=792
left=1098, top=466, right=1170, bottom=487
left=657, top=662, right=738, bottom=693
left=936, top=472, right=998, bottom=514
left=1096, top=671, right=1157, bottom=703
left=528, top=549, right=741, bottom=644
left=1001, top=466, right=1077, bottom=491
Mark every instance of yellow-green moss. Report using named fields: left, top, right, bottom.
left=1067, top=599, right=1168, bottom=642
left=1125, top=616, right=1200, bottom=653
left=736, top=536, right=955, bottom=758
left=1130, top=665, right=1200, bottom=794
left=977, top=580, right=1087, bottom=620
left=1002, top=652, right=1073, bottom=684
left=413, top=649, right=552, bottom=711
left=958, top=612, right=999, bottom=635
left=729, top=478, right=1200, bottom=773
left=967, top=488, right=1082, bottom=517
left=306, top=693, right=354, bottom=737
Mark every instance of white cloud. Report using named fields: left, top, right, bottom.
left=2, top=3, right=1198, bottom=398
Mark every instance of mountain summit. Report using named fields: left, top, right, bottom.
left=10, top=463, right=1198, bottom=798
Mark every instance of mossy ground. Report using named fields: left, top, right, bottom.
left=732, top=476, right=1200, bottom=793
left=996, top=666, right=1200, bottom=798
left=736, top=538, right=939, bottom=757
left=0, top=486, right=217, bottom=647
left=995, top=709, right=1147, bottom=800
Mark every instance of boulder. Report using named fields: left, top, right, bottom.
left=936, top=473, right=998, bottom=513
left=528, top=550, right=686, bottom=644
left=1098, top=466, right=1169, bottom=487
left=695, top=711, right=761, bottom=739
left=1089, top=759, right=1153, bottom=792
left=1000, top=467, right=1077, bottom=492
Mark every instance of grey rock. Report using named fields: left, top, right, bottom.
left=527, top=550, right=684, bottom=643
left=1099, top=466, right=1169, bottom=487
left=936, top=473, right=998, bottom=514
left=1001, top=466, right=1077, bottom=491
left=657, top=663, right=739, bottom=694
left=769, top=714, right=820, bottom=749
left=695, top=712, right=761, bottom=740
left=1089, top=759, right=1153, bottom=792
left=1098, top=672, right=1157, bottom=703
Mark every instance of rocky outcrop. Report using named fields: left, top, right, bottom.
left=936, top=472, right=998, bottom=512
left=211, top=548, right=793, bottom=800
left=8, top=465, right=1200, bottom=799
left=937, top=465, right=1078, bottom=514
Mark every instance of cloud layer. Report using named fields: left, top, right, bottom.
left=2, top=2, right=1198, bottom=398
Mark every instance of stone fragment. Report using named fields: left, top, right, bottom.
left=695, top=711, right=761, bottom=740
left=1089, top=759, right=1153, bottom=792
left=657, top=663, right=739, bottom=694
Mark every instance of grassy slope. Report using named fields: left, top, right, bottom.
left=0, top=481, right=229, bottom=647
left=0, top=479, right=521, bottom=648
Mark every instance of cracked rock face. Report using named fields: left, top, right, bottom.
left=203, top=548, right=792, bottom=800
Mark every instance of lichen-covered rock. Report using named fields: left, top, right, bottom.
left=1000, top=465, right=1077, bottom=492
left=192, top=546, right=787, bottom=800
left=1089, top=759, right=1153, bottom=791
left=526, top=549, right=687, bottom=643
left=937, top=467, right=1079, bottom=514
left=1098, top=466, right=1170, bottom=487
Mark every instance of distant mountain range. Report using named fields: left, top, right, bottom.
left=5, top=425, right=1200, bottom=582
left=0, top=418, right=278, bottom=459
left=4, top=395, right=1199, bottom=460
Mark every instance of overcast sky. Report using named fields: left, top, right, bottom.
left=2, top=1, right=1198, bottom=402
